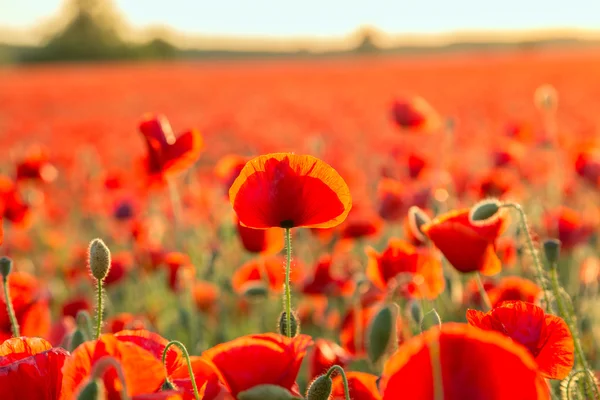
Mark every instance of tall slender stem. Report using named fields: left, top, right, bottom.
left=95, top=280, right=103, bottom=339
left=163, top=340, right=200, bottom=400
left=2, top=276, right=20, bottom=337
left=326, top=365, right=351, bottom=400
left=502, top=203, right=551, bottom=310
left=284, top=227, right=292, bottom=338
left=474, top=272, right=492, bottom=311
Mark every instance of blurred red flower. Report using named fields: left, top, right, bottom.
left=229, top=153, right=352, bottom=229
left=467, top=300, right=574, bottom=379
left=332, top=371, right=381, bottom=400
left=390, top=96, right=440, bottom=133
left=231, top=256, right=304, bottom=295
left=542, top=206, right=596, bottom=251
left=309, top=338, right=352, bottom=380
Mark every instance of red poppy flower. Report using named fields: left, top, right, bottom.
left=104, top=251, right=134, bottom=286
left=0, top=175, right=30, bottom=225
left=138, top=113, right=203, bottom=179
left=105, top=313, right=147, bottom=333
left=467, top=301, right=574, bottom=379
left=574, top=147, right=600, bottom=187
left=235, top=219, right=284, bottom=254
left=421, top=208, right=507, bottom=275
left=231, top=256, right=304, bottom=295
left=495, top=236, right=517, bottom=268
left=542, top=206, right=596, bottom=251
left=377, top=178, right=410, bottom=222
left=463, top=276, right=497, bottom=307
left=192, top=281, right=220, bottom=315
left=487, top=276, right=542, bottom=308
left=0, top=337, right=69, bottom=400
left=61, top=297, right=92, bottom=319
left=403, top=207, right=431, bottom=246
left=407, top=153, right=428, bottom=179
left=15, top=145, right=58, bottom=183
left=114, top=330, right=184, bottom=376
left=61, top=332, right=170, bottom=399
left=168, top=356, right=228, bottom=400
left=0, top=271, right=50, bottom=342
left=390, top=96, right=440, bottom=132
left=471, top=167, right=520, bottom=199
left=163, top=252, right=194, bottom=291
left=309, top=338, right=352, bottom=380
left=366, top=238, right=444, bottom=300
left=339, top=202, right=383, bottom=240
left=301, top=255, right=349, bottom=297
left=202, top=333, right=312, bottom=398
left=332, top=372, right=381, bottom=400
left=380, top=323, right=549, bottom=400
left=229, top=153, right=352, bottom=229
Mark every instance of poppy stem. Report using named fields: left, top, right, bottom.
left=89, top=356, right=130, bottom=400
left=168, top=178, right=184, bottom=235
left=163, top=340, right=200, bottom=400
left=1, top=275, right=20, bottom=338
left=474, top=272, right=492, bottom=311
left=95, top=280, right=103, bottom=339
left=501, top=203, right=551, bottom=311
left=284, top=227, right=293, bottom=338
left=326, top=365, right=351, bottom=400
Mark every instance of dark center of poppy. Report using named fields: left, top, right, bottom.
left=280, top=219, right=294, bottom=229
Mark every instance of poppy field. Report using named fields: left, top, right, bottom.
left=1, top=47, right=600, bottom=399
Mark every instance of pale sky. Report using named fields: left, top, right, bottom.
left=2, top=0, right=600, bottom=36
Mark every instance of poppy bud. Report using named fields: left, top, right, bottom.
left=162, top=380, right=176, bottom=391
left=77, top=379, right=105, bottom=400
left=367, top=303, right=398, bottom=365
left=543, top=239, right=561, bottom=267
left=238, top=384, right=302, bottom=400
left=76, top=310, right=93, bottom=340
left=469, top=199, right=502, bottom=225
left=241, top=282, right=269, bottom=300
left=306, top=374, right=333, bottom=400
left=69, top=329, right=86, bottom=352
left=420, top=308, right=441, bottom=332
left=407, top=206, right=430, bottom=243
left=88, top=239, right=111, bottom=281
left=278, top=311, right=300, bottom=337
left=409, top=300, right=423, bottom=326
left=0, top=256, right=12, bottom=279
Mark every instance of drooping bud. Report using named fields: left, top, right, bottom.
left=367, top=303, right=398, bottom=365
left=278, top=311, right=300, bottom=337
left=420, top=308, right=442, bottom=332
left=69, top=329, right=86, bottom=352
left=409, top=300, right=423, bottom=326
left=241, top=282, right=269, bottom=301
left=543, top=239, right=561, bottom=267
left=238, top=384, right=303, bottom=400
left=407, top=206, right=430, bottom=243
left=77, top=379, right=105, bottom=400
left=306, top=374, right=333, bottom=400
left=88, top=239, right=111, bottom=281
left=0, top=256, right=12, bottom=280
left=469, top=198, right=502, bottom=225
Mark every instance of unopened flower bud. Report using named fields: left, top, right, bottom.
left=241, top=282, right=269, bottom=300
left=409, top=300, right=423, bottom=326
left=238, top=384, right=302, bottom=400
left=278, top=311, right=300, bottom=338
left=543, top=239, right=561, bottom=267
left=0, top=257, right=12, bottom=280
left=88, top=239, right=111, bottom=281
left=77, top=379, right=105, bottom=400
left=69, top=329, right=86, bottom=352
left=367, top=303, right=398, bottom=365
left=306, top=374, right=333, bottom=400
left=469, top=199, right=502, bottom=225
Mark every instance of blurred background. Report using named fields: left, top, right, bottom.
left=2, top=0, right=600, bottom=64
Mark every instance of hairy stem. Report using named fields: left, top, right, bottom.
left=163, top=340, right=200, bottom=400
left=326, top=365, right=351, bottom=400
left=2, top=276, right=20, bottom=337
left=284, top=227, right=292, bottom=337
left=95, top=280, right=103, bottom=339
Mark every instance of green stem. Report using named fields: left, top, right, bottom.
left=550, top=269, right=597, bottom=399
left=474, top=272, right=492, bottom=311
left=284, top=227, right=292, bottom=338
left=502, top=203, right=551, bottom=311
left=2, top=276, right=20, bottom=337
left=163, top=340, right=200, bottom=400
left=326, top=365, right=350, bottom=400
left=95, top=280, right=103, bottom=339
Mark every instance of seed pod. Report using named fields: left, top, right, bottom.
left=238, top=384, right=303, bottom=400
left=0, top=257, right=12, bottom=279
left=278, top=311, right=300, bottom=338
left=88, top=239, right=111, bottom=281
left=543, top=239, right=561, bottom=267
left=367, top=303, right=398, bottom=365
left=306, top=374, right=333, bottom=400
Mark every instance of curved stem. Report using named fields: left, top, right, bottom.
left=326, top=365, right=350, bottom=400
left=2, top=276, right=20, bottom=337
left=284, top=228, right=292, bottom=337
left=502, top=203, right=551, bottom=310
left=474, top=272, right=492, bottom=311
left=95, top=280, right=103, bottom=339
left=163, top=340, right=200, bottom=400
left=90, top=356, right=130, bottom=400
